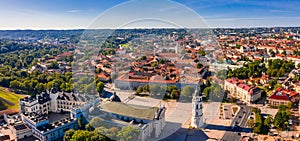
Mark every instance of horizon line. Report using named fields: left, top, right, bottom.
left=0, top=26, right=300, bottom=31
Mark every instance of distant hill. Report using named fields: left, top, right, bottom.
left=0, top=87, right=26, bottom=110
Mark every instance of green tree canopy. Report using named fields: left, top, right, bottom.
left=181, top=86, right=195, bottom=99
left=117, top=126, right=140, bottom=141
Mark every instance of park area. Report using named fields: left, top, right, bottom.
left=0, top=87, right=26, bottom=110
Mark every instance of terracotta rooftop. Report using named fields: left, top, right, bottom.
left=268, top=88, right=298, bottom=101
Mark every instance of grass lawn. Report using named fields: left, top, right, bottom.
left=0, top=87, right=27, bottom=110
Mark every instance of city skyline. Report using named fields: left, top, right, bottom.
left=1, top=0, right=300, bottom=29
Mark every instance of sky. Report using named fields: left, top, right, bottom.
left=0, top=0, right=300, bottom=29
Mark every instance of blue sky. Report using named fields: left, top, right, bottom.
left=0, top=0, right=299, bottom=29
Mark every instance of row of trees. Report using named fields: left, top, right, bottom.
left=65, top=117, right=140, bottom=141
left=135, top=84, right=196, bottom=101
left=0, top=64, right=106, bottom=95
left=227, top=59, right=295, bottom=79
left=252, top=107, right=271, bottom=134
left=251, top=105, right=292, bottom=134
left=203, top=83, right=225, bottom=102
left=266, top=59, right=295, bottom=77
left=227, top=61, right=266, bottom=79
left=64, top=129, right=112, bottom=141
left=273, top=105, right=292, bottom=130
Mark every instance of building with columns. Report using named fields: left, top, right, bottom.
left=191, top=88, right=204, bottom=128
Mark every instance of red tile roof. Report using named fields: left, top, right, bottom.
left=226, top=78, right=259, bottom=95
left=268, top=88, right=299, bottom=101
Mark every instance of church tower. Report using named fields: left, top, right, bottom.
left=191, top=88, right=204, bottom=128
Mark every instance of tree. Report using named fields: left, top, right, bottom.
left=181, top=86, right=195, bottom=99
left=96, top=81, right=105, bottom=94
left=151, top=61, right=158, bottom=67
left=78, top=117, right=84, bottom=129
left=136, top=86, right=143, bottom=94
left=117, top=126, right=140, bottom=141
left=64, top=129, right=75, bottom=141
left=170, top=90, right=180, bottom=99
left=95, top=68, right=102, bottom=73
left=65, top=129, right=111, bottom=141
left=210, top=84, right=225, bottom=101
left=143, top=84, right=150, bottom=92
left=90, top=133, right=108, bottom=141
left=86, top=123, right=95, bottom=131
left=150, top=84, right=160, bottom=94
left=35, top=83, right=45, bottom=94
left=198, top=50, right=206, bottom=56
left=287, top=102, right=293, bottom=109
left=264, top=115, right=273, bottom=127
left=252, top=107, right=261, bottom=114
left=268, top=79, right=277, bottom=90
left=95, top=126, right=119, bottom=140
left=253, top=124, right=261, bottom=133
left=269, top=49, right=275, bottom=56
left=283, top=50, right=287, bottom=55
left=71, top=130, right=93, bottom=141
left=89, top=117, right=105, bottom=128
left=203, top=86, right=211, bottom=97
left=48, top=61, right=59, bottom=69
left=107, top=127, right=119, bottom=139
left=196, top=63, right=203, bottom=69
left=246, top=118, right=255, bottom=128
left=10, top=80, right=22, bottom=90
left=140, top=56, right=146, bottom=60
left=216, top=70, right=227, bottom=80
left=167, top=85, right=177, bottom=93
left=273, top=105, right=292, bottom=129
left=85, top=83, right=96, bottom=94
left=297, top=63, right=300, bottom=69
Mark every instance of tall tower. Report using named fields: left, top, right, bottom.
left=191, top=88, right=204, bottom=128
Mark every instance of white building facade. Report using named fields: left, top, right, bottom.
left=191, top=89, right=204, bottom=128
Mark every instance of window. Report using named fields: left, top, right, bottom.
left=199, top=98, right=202, bottom=102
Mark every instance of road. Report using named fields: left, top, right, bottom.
left=222, top=104, right=253, bottom=141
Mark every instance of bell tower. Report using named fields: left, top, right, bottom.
left=191, top=88, right=204, bottom=128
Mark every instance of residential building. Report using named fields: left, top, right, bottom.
left=224, top=78, right=261, bottom=103
left=267, top=88, right=299, bottom=106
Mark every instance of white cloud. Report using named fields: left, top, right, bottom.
left=66, top=10, right=82, bottom=13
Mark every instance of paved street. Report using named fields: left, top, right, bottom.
left=222, top=104, right=253, bottom=141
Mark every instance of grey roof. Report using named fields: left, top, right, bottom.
left=100, top=101, right=159, bottom=120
